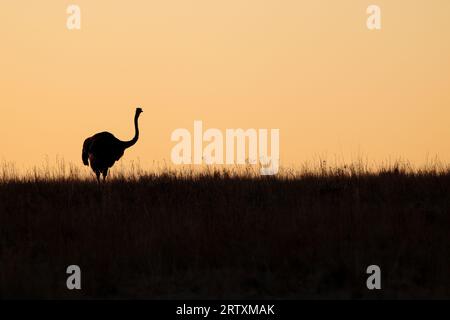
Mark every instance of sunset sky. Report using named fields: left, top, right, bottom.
left=1, top=0, right=449, bottom=171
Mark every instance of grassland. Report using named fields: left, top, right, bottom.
left=0, top=161, right=449, bottom=299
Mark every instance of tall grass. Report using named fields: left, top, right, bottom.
left=1, top=157, right=449, bottom=183
left=0, top=158, right=449, bottom=299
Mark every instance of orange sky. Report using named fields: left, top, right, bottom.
left=1, top=0, right=449, bottom=172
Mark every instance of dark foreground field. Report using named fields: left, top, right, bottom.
left=1, top=169, right=450, bottom=299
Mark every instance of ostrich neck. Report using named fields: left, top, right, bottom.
left=122, top=114, right=140, bottom=149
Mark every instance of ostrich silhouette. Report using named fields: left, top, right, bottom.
left=82, top=107, right=143, bottom=182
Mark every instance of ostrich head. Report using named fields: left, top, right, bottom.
left=136, top=107, right=143, bottom=116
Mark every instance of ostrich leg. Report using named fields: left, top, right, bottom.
left=102, top=169, right=108, bottom=182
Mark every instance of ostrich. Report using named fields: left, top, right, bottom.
left=82, top=107, right=143, bottom=182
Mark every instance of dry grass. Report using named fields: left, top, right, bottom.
left=0, top=160, right=449, bottom=299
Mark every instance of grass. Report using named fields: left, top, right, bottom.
left=0, top=160, right=450, bottom=299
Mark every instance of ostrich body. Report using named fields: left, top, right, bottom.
left=82, top=108, right=143, bottom=181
